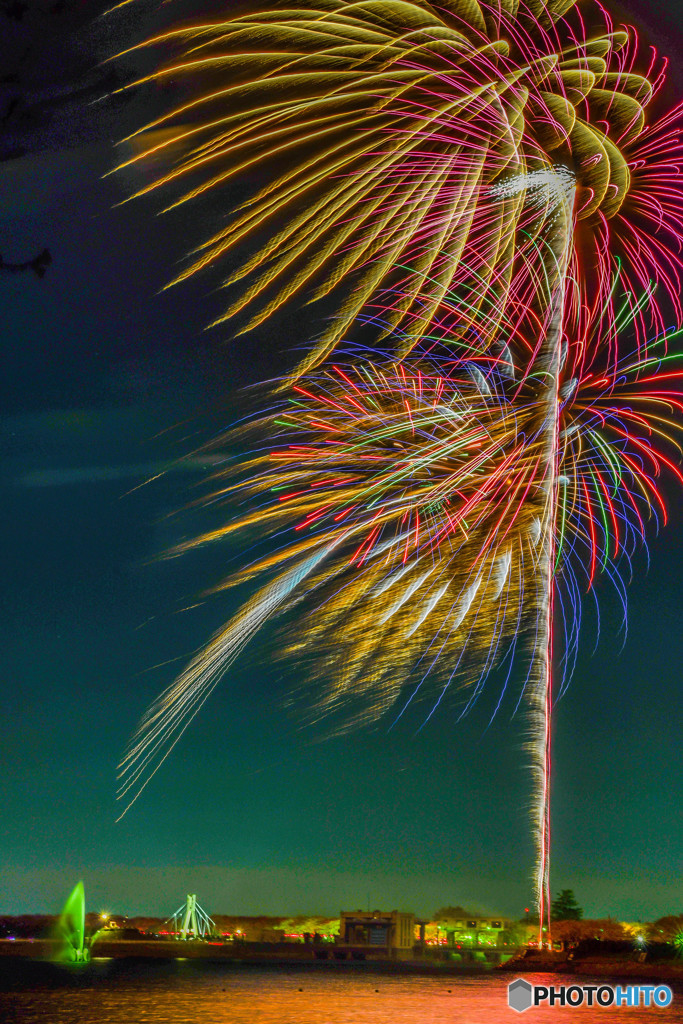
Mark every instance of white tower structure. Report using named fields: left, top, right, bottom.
left=167, top=894, right=215, bottom=939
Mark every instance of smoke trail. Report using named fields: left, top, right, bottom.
left=493, top=164, right=576, bottom=943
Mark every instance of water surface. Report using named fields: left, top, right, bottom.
left=0, top=960, right=680, bottom=1023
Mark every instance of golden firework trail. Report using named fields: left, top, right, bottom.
left=113, top=0, right=680, bottom=372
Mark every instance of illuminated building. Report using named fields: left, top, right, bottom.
left=339, top=910, right=415, bottom=951
left=437, top=916, right=517, bottom=948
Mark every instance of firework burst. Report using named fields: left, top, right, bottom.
left=113, top=0, right=683, bottom=373
left=114, top=0, right=683, bottom=939
left=118, top=347, right=683, bottom=922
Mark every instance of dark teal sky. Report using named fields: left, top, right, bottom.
left=0, top=0, right=681, bottom=923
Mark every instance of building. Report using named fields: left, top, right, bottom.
left=339, top=910, right=415, bottom=950
left=436, top=915, right=517, bottom=948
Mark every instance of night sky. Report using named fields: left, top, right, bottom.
left=1, top=0, right=681, bottom=923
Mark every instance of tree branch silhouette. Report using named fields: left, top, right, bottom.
left=0, top=247, right=51, bottom=277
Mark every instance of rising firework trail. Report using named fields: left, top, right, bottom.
left=489, top=164, right=575, bottom=928
left=113, top=0, right=683, bottom=936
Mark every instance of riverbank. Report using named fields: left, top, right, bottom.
left=559, top=959, right=683, bottom=981
left=0, top=939, right=496, bottom=972
left=497, top=952, right=683, bottom=981
left=1, top=940, right=682, bottom=982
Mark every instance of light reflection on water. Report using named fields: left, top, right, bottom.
left=0, top=962, right=680, bottom=1024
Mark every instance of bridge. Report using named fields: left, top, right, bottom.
left=164, top=894, right=215, bottom=940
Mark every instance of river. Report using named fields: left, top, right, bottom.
left=0, top=959, right=681, bottom=1023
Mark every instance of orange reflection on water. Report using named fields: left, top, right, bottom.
left=1, top=964, right=680, bottom=1023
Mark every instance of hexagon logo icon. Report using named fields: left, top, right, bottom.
left=508, top=978, right=534, bottom=1013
